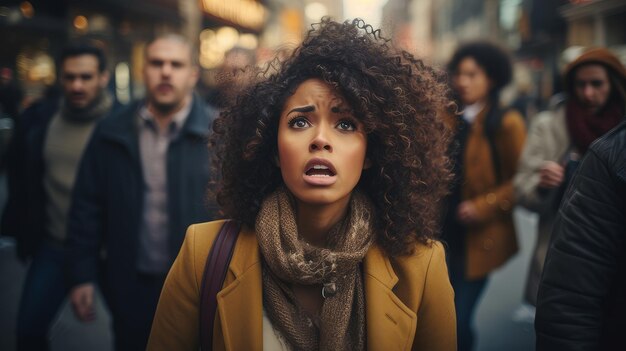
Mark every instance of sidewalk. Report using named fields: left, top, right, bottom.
left=0, top=238, right=113, bottom=351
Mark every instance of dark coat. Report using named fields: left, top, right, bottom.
left=66, top=95, right=219, bottom=312
left=535, top=120, right=626, bottom=351
left=1, top=97, right=121, bottom=259
left=1, top=98, right=59, bottom=258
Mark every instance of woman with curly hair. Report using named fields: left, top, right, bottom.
left=148, top=18, right=456, bottom=351
left=443, top=42, right=526, bottom=351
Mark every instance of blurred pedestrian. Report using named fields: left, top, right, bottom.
left=0, top=43, right=115, bottom=351
left=535, top=120, right=626, bottom=350
left=514, top=48, right=626, bottom=310
left=0, top=67, right=23, bottom=121
left=444, top=41, right=527, bottom=351
left=66, top=33, right=219, bottom=351
left=205, top=46, right=256, bottom=109
left=147, top=18, right=456, bottom=351
left=0, top=67, right=24, bottom=170
left=510, top=67, right=538, bottom=125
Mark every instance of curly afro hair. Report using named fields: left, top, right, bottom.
left=447, top=41, right=513, bottom=95
left=447, top=41, right=514, bottom=143
left=211, top=18, right=452, bottom=257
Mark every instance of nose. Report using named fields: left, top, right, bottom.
left=583, top=84, right=595, bottom=99
left=161, top=62, right=172, bottom=76
left=71, top=79, right=83, bottom=91
left=309, top=124, right=332, bottom=152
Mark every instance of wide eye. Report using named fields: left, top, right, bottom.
left=590, top=80, right=604, bottom=88
left=337, top=119, right=356, bottom=131
left=288, top=116, right=311, bottom=129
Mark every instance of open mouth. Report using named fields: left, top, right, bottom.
left=302, top=158, right=337, bottom=186
left=305, top=164, right=336, bottom=177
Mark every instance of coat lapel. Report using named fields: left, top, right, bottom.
left=214, top=233, right=417, bottom=350
left=216, top=228, right=264, bottom=351
left=364, top=245, right=417, bottom=351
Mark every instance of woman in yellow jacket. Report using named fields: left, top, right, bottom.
left=443, top=42, right=526, bottom=351
left=148, top=19, right=457, bottom=351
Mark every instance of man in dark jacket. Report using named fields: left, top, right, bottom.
left=535, top=120, right=626, bottom=350
left=66, top=34, right=219, bottom=350
left=1, top=43, right=115, bottom=350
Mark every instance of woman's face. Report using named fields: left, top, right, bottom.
left=277, top=78, right=369, bottom=209
left=453, top=57, right=492, bottom=105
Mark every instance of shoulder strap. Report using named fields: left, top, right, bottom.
left=199, top=220, right=241, bottom=351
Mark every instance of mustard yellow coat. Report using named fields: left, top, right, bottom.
left=147, top=220, right=457, bottom=351
left=462, top=107, right=526, bottom=279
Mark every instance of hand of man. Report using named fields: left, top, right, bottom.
left=70, top=283, right=96, bottom=322
left=539, top=161, right=565, bottom=189
left=457, top=201, right=479, bottom=225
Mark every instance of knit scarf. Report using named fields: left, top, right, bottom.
left=566, top=99, right=623, bottom=153
left=61, top=90, right=113, bottom=123
left=256, top=187, right=375, bottom=351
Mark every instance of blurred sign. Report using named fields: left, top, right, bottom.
left=200, top=0, right=267, bottom=32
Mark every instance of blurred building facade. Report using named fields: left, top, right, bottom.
left=560, top=0, right=626, bottom=60
left=4, top=0, right=624, bottom=110
left=0, top=0, right=348, bottom=108
left=0, top=0, right=193, bottom=105
left=380, top=0, right=626, bottom=108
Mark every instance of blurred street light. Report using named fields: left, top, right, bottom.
left=344, top=0, right=387, bottom=28
left=19, top=1, right=34, bottom=19
left=305, top=2, right=328, bottom=22
left=73, top=15, right=88, bottom=31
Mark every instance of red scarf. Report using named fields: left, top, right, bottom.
left=566, top=99, right=623, bottom=153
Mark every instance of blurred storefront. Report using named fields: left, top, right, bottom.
left=1, top=1, right=67, bottom=105
left=197, top=0, right=344, bottom=100
left=511, top=0, right=568, bottom=108
left=196, top=0, right=270, bottom=103
left=380, top=0, right=625, bottom=109
left=197, top=0, right=343, bottom=71
left=198, top=0, right=268, bottom=71
left=1, top=0, right=192, bottom=107
left=560, top=0, right=626, bottom=61
left=1, top=0, right=349, bottom=110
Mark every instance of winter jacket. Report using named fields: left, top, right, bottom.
left=66, top=95, right=219, bottom=313
left=535, top=120, right=626, bottom=350
left=1, top=98, right=59, bottom=258
left=514, top=104, right=572, bottom=305
left=456, top=106, right=526, bottom=279
left=147, top=220, right=457, bottom=351
left=1, top=97, right=120, bottom=258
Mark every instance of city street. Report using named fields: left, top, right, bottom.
left=475, top=208, right=537, bottom=351
left=0, top=182, right=538, bottom=351
left=1, top=1, right=623, bottom=350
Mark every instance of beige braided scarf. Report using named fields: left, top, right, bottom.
left=256, top=187, right=375, bottom=351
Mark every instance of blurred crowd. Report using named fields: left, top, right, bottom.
left=0, top=16, right=625, bottom=351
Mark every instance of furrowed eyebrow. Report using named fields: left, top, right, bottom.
left=331, top=105, right=352, bottom=114
left=287, top=105, right=315, bottom=114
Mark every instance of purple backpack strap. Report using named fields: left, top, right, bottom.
left=199, top=220, right=240, bottom=351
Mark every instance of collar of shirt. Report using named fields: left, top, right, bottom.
left=138, top=98, right=193, bottom=136
left=462, top=101, right=486, bottom=124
